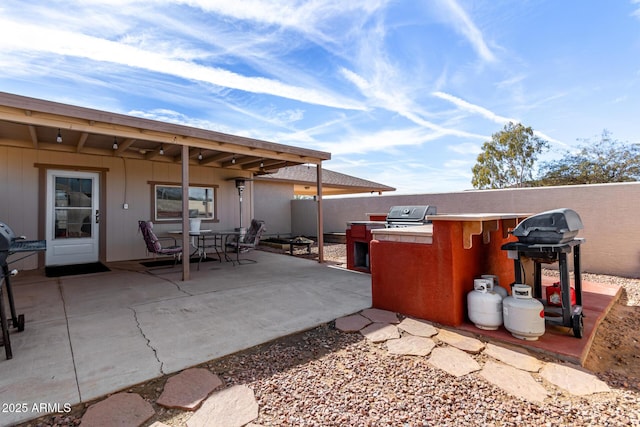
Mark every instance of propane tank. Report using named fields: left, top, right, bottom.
left=467, top=279, right=503, bottom=330
left=546, top=281, right=576, bottom=307
left=503, top=284, right=545, bottom=341
left=481, top=274, right=509, bottom=299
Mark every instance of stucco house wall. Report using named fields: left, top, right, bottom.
left=297, top=182, right=640, bottom=278
left=253, top=181, right=294, bottom=238
left=291, top=199, right=318, bottom=237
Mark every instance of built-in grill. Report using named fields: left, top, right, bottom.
left=385, top=205, right=437, bottom=228
left=0, top=221, right=46, bottom=359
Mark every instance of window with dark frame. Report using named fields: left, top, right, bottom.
left=153, top=184, right=218, bottom=221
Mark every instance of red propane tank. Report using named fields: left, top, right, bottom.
left=546, top=281, right=576, bottom=307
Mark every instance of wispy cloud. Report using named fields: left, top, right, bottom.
left=432, top=91, right=517, bottom=124
left=631, top=0, right=640, bottom=19
left=448, top=142, right=482, bottom=155
left=435, top=0, right=496, bottom=62
left=312, top=127, right=447, bottom=155
left=0, top=18, right=365, bottom=111
left=432, top=92, right=568, bottom=147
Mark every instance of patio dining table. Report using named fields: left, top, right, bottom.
left=169, top=229, right=242, bottom=268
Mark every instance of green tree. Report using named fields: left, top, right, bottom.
left=537, top=130, right=640, bottom=186
left=472, top=122, right=548, bottom=189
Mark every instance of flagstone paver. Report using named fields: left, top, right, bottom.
left=480, top=360, right=549, bottom=403
left=386, top=335, right=436, bottom=356
left=157, top=368, right=224, bottom=410
left=360, top=308, right=399, bottom=323
left=397, top=317, right=438, bottom=337
left=80, top=392, right=155, bottom=427
left=360, top=322, right=400, bottom=342
left=334, top=313, right=371, bottom=332
left=428, top=346, right=481, bottom=377
left=540, top=363, right=611, bottom=396
left=187, top=385, right=259, bottom=427
left=484, top=343, right=545, bottom=372
left=435, top=329, right=485, bottom=353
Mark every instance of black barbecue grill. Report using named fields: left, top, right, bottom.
left=512, top=208, right=583, bottom=244
left=385, top=205, right=437, bottom=228
left=0, top=221, right=46, bottom=359
left=501, top=208, right=585, bottom=338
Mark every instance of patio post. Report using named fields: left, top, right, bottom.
left=316, top=163, right=324, bottom=263
left=181, top=144, right=190, bottom=281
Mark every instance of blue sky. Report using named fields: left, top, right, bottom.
left=1, top=1, right=639, bottom=194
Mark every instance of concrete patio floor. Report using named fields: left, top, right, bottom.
left=0, top=252, right=372, bottom=426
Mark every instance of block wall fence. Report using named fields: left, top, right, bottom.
left=292, top=182, right=640, bottom=278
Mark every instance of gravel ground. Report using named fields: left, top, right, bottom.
left=21, top=243, right=640, bottom=426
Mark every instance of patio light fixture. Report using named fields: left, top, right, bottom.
left=56, top=129, right=62, bottom=143
left=159, top=145, right=164, bottom=155
left=112, top=137, right=118, bottom=150
left=198, top=150, right=203, bottom=160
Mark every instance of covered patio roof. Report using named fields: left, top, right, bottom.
left=0, top=91, right=330, bottom=172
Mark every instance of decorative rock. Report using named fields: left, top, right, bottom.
left=81, top=393, right=155, bottom=427
left=540, top=363, right=611, bottom=396
left=335, top=314, right=371, bottom=332
left=360, top=323, right=400, bottom=343
left=484, top=343, right=545, bottom=372
left=187, top=385, right=259, bottom=427
left=480, top=360, right=548, bottom=403
left=157, top=368, right=223, bottom=410
left=428, top=347, right=481, bottom=377
left=397, top=317, right=438, bottom=337
left=360, top=308, right=399, bottom=324
left=435, top=329, right=485, bottom=353
left=386, top=336, right=436, bottom=356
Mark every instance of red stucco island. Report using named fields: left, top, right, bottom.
left=370, top=213, right=529, bottom=327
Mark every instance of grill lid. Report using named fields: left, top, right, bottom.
left=0, top=222, right=15, bottom=253
left=513, top=208, right=583, bottom=244
left=0, top=222, right=16, bottom=265
left=0, top=222, right=46, bottom=266
left=386, top=205, right=437, bottom=223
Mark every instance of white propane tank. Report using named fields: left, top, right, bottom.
left=503, top=284, right=545, bottom=341
left=467, top=279, right=503, bottom=330
left=481, top=274, right=509, bottom=299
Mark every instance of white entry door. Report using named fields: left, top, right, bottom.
left=46, top=170, right=100, bottom=266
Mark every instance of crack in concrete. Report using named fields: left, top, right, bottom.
left=130, top=307, right=165, bottom=375
left=58, top=279, right=83, bottom=402
left=142, top=270, right=194, bottom=296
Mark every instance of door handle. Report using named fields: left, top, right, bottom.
left=95, top=209, right=100, bottom=224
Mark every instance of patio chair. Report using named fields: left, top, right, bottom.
left=226, top=219, right=266, bottom=265
left=138, top=220, right=183, bottom=266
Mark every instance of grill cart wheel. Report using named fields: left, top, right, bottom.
left=572, top=313, right=584, bottom=338
left=0, top=286, right=12, bottom=360
left=14, top=314, right=24, bottom=332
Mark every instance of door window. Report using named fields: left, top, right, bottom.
left=54, top=177, right=93, bottom=238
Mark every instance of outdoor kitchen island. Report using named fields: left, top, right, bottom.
left=369, top=213, right=528, bottom=327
